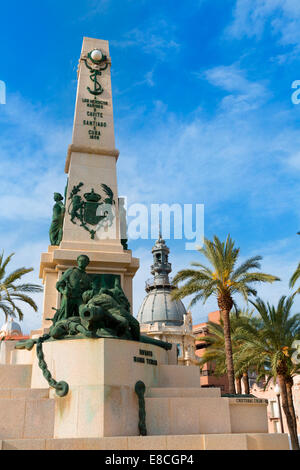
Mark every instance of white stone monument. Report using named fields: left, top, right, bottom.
left=40, top=37, right=139, bottom=331
left=0, top=38, right=290, bottom=450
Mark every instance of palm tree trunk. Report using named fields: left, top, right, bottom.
left=278, top=374, right=300, bottom=450
left=242, top=371, right=250, bottom=395
left=286, top=377, right=299, bottom=447
left=236, top=375, right=242, bottom=395
left=220, top=308, right=236, bottom=394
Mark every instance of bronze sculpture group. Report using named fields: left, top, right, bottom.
left=17, top=254, right=171, bottom=349
left=49, top=255, right=170, bottom=349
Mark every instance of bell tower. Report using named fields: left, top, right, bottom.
left=39, top=38, right=139, bottom=330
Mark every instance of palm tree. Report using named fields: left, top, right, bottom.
left=172, top=235, right=280, bottom=394
left=286, top=362, right=300, bottom=445
left=235, top=296, right=300, bottom=450
left=198, top=311, right=257, bottom=395
left=0, top=252, right=43, bottom=322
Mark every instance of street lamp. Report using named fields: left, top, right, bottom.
left=274, top=384, right=284, bottom=433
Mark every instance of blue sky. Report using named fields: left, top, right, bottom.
left=1, top=0, right=300, bottom=332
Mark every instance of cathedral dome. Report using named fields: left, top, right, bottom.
left=137, top=232, right=186, bottom=326
left=137, top=287, right=186, bottom=326
left=0, top=318, right=22, bottom=338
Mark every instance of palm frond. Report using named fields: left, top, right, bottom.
left=10, top=283, right=43, bottom=293
left=290, top=262, right=300, bottom=288
left=3, top=267, right=34, bottom=286
left=0, top=252, right=41, bottom=323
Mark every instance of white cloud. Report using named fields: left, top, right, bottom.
left=228, top=0, right=300, bottom=60
left=286, top=151, right=300, bottom=170
left=116, top=83, right=300, bottom=222
left=144, top=70, right=155, bottom=87
left=114, top=68, right=157, bottom=97
left=78, top=0, right=112, bottom=20
left=0, top=94, right=71, bottom=332
left=202, top=64, right=269, bottom=112
left=0, top=94, right=70, bottom=221
left=111, top=19, right=180, bottom=59
left=247, top=236, right=300, bottom=312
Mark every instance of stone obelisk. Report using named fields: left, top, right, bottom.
left=39, top=37, right=139, bottom=330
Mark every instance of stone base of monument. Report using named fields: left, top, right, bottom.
left=0, top=338, right=290, bottom=450
left=0, top=433, right=290, bottom=450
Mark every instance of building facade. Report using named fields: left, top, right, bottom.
left=0, top=319, right=29, bottom=365
left=193, top=311, right=230, bottom=393
left=250, top=378, right=300, bottom=435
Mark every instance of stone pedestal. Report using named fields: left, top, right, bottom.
left=0, top=337, right=290, bottom=449
left=31, top=338, right=177, bottom=438
left=26, top=338, right=272, bottom=440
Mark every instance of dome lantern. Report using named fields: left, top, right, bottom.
left=150, top=230, right=172, bottom=287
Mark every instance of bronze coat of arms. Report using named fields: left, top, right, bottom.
left=68, top=182, right=115, bottom=239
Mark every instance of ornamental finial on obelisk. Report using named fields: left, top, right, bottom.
left=65, top=37, right=119, bottom=173
left=79, top=48, right=111, bottom=95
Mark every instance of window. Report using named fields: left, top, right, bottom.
left=270, top=400, right=279, bottom=419
left=200, top=370, right=213, bottom=376
left=274, top=420, right=281, bottom=433
left=176, top=344, right=182, bottom=357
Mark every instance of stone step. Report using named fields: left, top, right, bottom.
left=143, top=396, right=269, bottom=436
left=144, top=396, right=232, bottom=435
left=157, top=365, right=200, bottom=388
left=0, top=433, right=290, bottom=450
left=0, top=388, right=49, bottom=400
left=146, top=387, right=221, bottom=398
left=0, top=395, right=54, bottom=440
left=0, top=365, right=32, bottom=389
